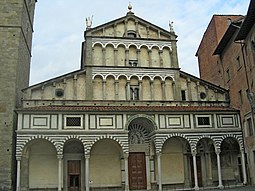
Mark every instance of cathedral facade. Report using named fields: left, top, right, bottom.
left=15, top=5, right=247, bottom=191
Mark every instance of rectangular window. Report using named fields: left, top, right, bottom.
left=236, top=56, right=241, bottom=69
left=197, top=117, right=210, bottom=125
left=226, top=69, right=231, bottom=81
left=66, top=117, right=81, bottom=126
left=129, top=60, right=138, bottom=67
left=130, top=86, right=139, bottom=100
left=238, top=90, right=243, bottom=105
left=247, top=118, right=253, bottom=136
left=181, top=90, right=186, bottom=101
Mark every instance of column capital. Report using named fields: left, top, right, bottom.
left=85, top=154, right=90, bottom=159
left=191, top=151, right=197, bottom=157
left=57, top=154, right=63, bottom=159
left=16, top=156, right=22, bottom=161
left=215, top=149, right=221, bottom=155
left=124, top=153, right=129, bottom=159
left=156, top=153, right=162, bottom=157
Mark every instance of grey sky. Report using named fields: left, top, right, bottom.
left=30, top=0, right=250, bottom=85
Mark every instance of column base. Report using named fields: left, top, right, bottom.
left=217, top=184, right=224, bottom=189
left=194, top=186, right=199, bottom=190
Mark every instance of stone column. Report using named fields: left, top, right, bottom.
left=125, top=49, right=129, bottom=66
left=124, top=154, right=129, bottom=191
left=216, top=150, right=223, bottom=188
left=102, top=47, right=106, bottom=66
left=192, top=152, right=199, bottom=190
left=146, top=155, right=151, bottom=190
left=137, top=49, right=141, bottom=66
left=85, top=155, right=90, bottom=191
left=114, top=48, right=118, bottom=66
left=157, top=153, right=162, bottom=191
left=161, top=81, right=166, bottom=100
left=102, top=80, right=106, bottom=100
left=139, top=80, right=142, bottom=100
left=16, top=157, right=21, bottom=191
left=58, top=155, right=63, bottom=191
left=241, top=150, right=247, bottom=184
left=126, top=81, right=130, bottom=100
left=159, top=50, right=163, bottom=67
left=115, top=80, right=119, bottom=100
left=172, top=81, right=176, bottom=100
left=150, top=80, right=154, bottom=100
left=148, top=49, right=152, bottom=67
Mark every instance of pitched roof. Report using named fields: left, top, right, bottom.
left=235, top=0, right=255, bottom=41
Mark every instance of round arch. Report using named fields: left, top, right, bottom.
left=125, top=114, right=157, bottom=131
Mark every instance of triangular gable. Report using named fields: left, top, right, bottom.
left=85, top=12, right=177, bottom=40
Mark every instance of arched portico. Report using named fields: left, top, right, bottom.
left=89, top=139, right=123, bottom=189
left=159, top=137, right=192, bottom=190
left=17, top=139, right=58, bottom=191
left=220, top=137, right=247, bottom=186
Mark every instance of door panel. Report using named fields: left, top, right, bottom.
left=128, top=153, right=147, bottom=190
left=68, top=160, right=81, bottom=191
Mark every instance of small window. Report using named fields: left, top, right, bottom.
left=55, top=88, right=64, bottom=97
left=129, top=60, right=138, bottom=67
left=247, top=118, right=253, bottom=136
left=226, top=69, right=231, bottom=81
left=181, top=90, right=186, bottom=101
left=66, top=117, right=81, bottom=126
left=200, top=92, right=207, bottom=99
left=238, top=90, right=243, bottom=105
left=236, top=56, right=241, bottom=69
left=130, top=86, right=139, bottom=100
left=127, top=31, right=137, bottom=38
left=197, top=117, right=210, bottom=126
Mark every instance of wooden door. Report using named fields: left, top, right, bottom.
left=128, top=152, right=147, bottom=190
left=68, top=160, right=81, bottom=191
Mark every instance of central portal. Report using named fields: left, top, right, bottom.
left=128, top=152, right=147, bottom=190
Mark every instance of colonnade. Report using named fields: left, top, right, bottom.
left=92, top=44, right=172, bottom=68
left=93, top=77, right=176, bottom=101
left=16, top=149, right=247, bottom=191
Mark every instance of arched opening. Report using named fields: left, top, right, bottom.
left=128, top=116, right=156, bottom=190
left=63, top=139, right=85, bottom=191
left=220, top=137, right=242, bottom=186
left=90, top=139, right=123, bottom=189
left=160, top=137, right=191, bottom=190
left=195, top=138, right=216, bottom=187
left=21, top=139, right=58, bottom=190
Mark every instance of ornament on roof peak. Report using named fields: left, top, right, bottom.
left=169, top=21, right=175, bottom=33
left=86, top=16, right=93, bottom=30
left=128, top=2, right=133, bottom=13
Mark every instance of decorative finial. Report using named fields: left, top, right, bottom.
left=86, top=16, right=93, bottom=30
left=169, top=21, right=174, bottom=33
left=128, top=2, right=132, bottom=12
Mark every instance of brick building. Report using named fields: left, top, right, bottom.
left=196, top=0, right=255, bottom=185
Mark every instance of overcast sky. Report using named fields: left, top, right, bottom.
left=30, top=0, right=250, bottom=85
